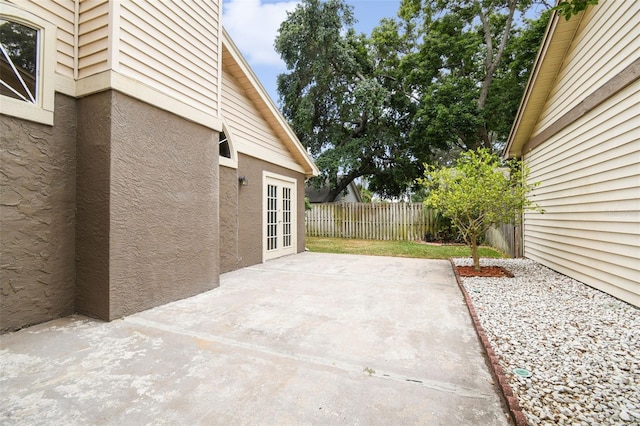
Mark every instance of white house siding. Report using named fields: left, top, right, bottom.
left=533, top=1, right=640, bottom=135
left=116, top=0, right=220, bottom=118
left=524, top=82, right=640, bottom=307
left=77, top=0, right=109, bottom=78
left=221, top=66, right=303, bottom=173
left=7, top=0, right=222, bottom=121
left=7, top=0, right=75, bottom=77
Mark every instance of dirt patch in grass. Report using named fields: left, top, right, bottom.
left=456, top=265, right=514, bottom=278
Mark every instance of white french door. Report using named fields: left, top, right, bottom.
left=263, top=173, right=297, bottom=261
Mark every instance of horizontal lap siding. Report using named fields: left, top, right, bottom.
left=78, top=0, right=109, bottom=77
left=10, top=0, right=75, bottom=77
left=221, top=67, right=298, bottom=169
left=117, top=0, right=219, bottom=116
left=524, top=82, right=640, bottom=306
left=533, top=1, right=640, bottom=135
left=12, top=0, right=222, bottom=116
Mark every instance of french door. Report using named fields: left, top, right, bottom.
left=263, top=173, right=297, bottom=261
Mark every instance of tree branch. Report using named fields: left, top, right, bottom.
left=475, top=0, right=493, bottom=69
left=477, top=0, right=517, bottom=110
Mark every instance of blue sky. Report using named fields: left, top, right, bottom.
left=223, top=0, right=402, bottom=105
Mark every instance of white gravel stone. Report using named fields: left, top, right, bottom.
left=454, top=258, right=640, bottom=425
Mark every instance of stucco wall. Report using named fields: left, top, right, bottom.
left=1, top=94, right=77, bottom=332
left=108, top=92, right=219, bottom=319
left=76, top=90, right=220, bottom=321
left=219, top=153, right=305, bottom=273
left=219, top=165, right=240, bottom=273
left=75, top=91, right=112, bottom=320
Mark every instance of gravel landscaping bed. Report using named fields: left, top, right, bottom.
left=453, top=258, right=640, bottom=425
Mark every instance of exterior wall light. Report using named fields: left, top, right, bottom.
left=238, top=176, right=248, bottom=186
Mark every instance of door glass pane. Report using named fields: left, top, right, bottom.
left=282, top=187, right=292, bottom=248
left=267, top=184, right=277, bottom=250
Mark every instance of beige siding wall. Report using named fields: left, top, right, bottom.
left=7, top=0, right=221, bottom=119
left=116, top=0, right=220, bottom=117
left=77, top=0, right=109, bottom=78
left=524, top=82, right=640, bottom=306
left=7, top=0, right=75, bottom=77
left=533, top=1, right=640, bottom=135
left=221, top=66, right=300, bottom=171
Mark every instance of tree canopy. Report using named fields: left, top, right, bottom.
left=275, top=0, right=416, bottom=199
left=275, top=0, right=551, bottom=200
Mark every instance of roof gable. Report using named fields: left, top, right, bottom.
left=221, top=28, right=318, bottom=177
left=505, top=2, right=640, bottom=159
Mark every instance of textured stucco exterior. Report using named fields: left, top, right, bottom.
left=75, top=91, right=112, bottom=320
left=219, top=153, right=306, bottom=273
left=219, top=165, right=240, bottom=273
left=1, top=94, right=77, bottom=332
left=2, top=2, right=315, bottom=332
left=109, top=92, right=219, bottom=319
left=2, top=90, right=220, bottom=331
left=75, top=91, right=220, bottom=321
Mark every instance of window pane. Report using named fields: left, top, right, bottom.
left=267, top=184, right=278, bottom=250
left=218, top=131, right=231, bottom=158
left=0, top=19, right=38, bottom=103
left=282, top=187, right=292, bottom=248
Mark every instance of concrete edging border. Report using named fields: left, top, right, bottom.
left=448, top=258, right=529, bottom=426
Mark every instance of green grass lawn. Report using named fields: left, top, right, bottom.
left=305, top=237, right=505, bottom=259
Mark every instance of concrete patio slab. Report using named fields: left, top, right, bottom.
left=1, top=252, right=510, bottom=425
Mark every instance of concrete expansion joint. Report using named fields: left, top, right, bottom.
left=449, top=258, right=529, bottom=426
left=367, top=370, right=495, bottom=400
left=245, top=266, right=441, bottom=287
left=123, top=316, right=493, bottom=401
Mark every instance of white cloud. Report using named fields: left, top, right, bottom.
left=223, top=0, right=300, bottom=66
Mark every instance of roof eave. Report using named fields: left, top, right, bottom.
left=221, top=28, right=319, bottom=177
left=503, top=10, right=585, bottom=159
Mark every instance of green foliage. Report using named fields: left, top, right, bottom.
left=419, top=149, right=542, bottom=269
left=487, top=10, right=551, bottom=148
left=396, top=0, right=549, bottom=152
left=0, top=21, right=37, bottom=73
left=553, top=0, right=599, bottom=20
left=276, top=0, right=413, bottom=200
left=358, top=185, right=373, bottom=203
left=423, top=211, right=463, bottom=244
left=276, top=0, right=552, bottom=199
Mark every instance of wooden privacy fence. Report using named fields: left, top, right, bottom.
left=485, top=223, right=523, bottom=258
left=305, top=202, right=441, bottom=241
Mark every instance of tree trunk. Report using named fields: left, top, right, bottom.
left=476, top=0, right=516, bottom=112
left=474, top=0, right=517, bottom=151
left=470, top=237, right=481, bottom=271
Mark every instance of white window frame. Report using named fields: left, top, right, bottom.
left=0, top=2, right=56, bottom=125
left=218, top=119, right=238, bottom=169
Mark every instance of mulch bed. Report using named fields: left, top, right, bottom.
left=456, top=265, right=514, bottom=278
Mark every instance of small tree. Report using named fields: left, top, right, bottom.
left=419, top=149, right=542, bottom=271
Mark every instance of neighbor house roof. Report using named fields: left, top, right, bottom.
left=221, top=28, right=319, bottom=177
left=306, top=180, right=363, bottom=203
left=503, top=10, right=585, bottom=159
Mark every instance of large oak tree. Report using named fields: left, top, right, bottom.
left=275, top=0, right=550, bottom=199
